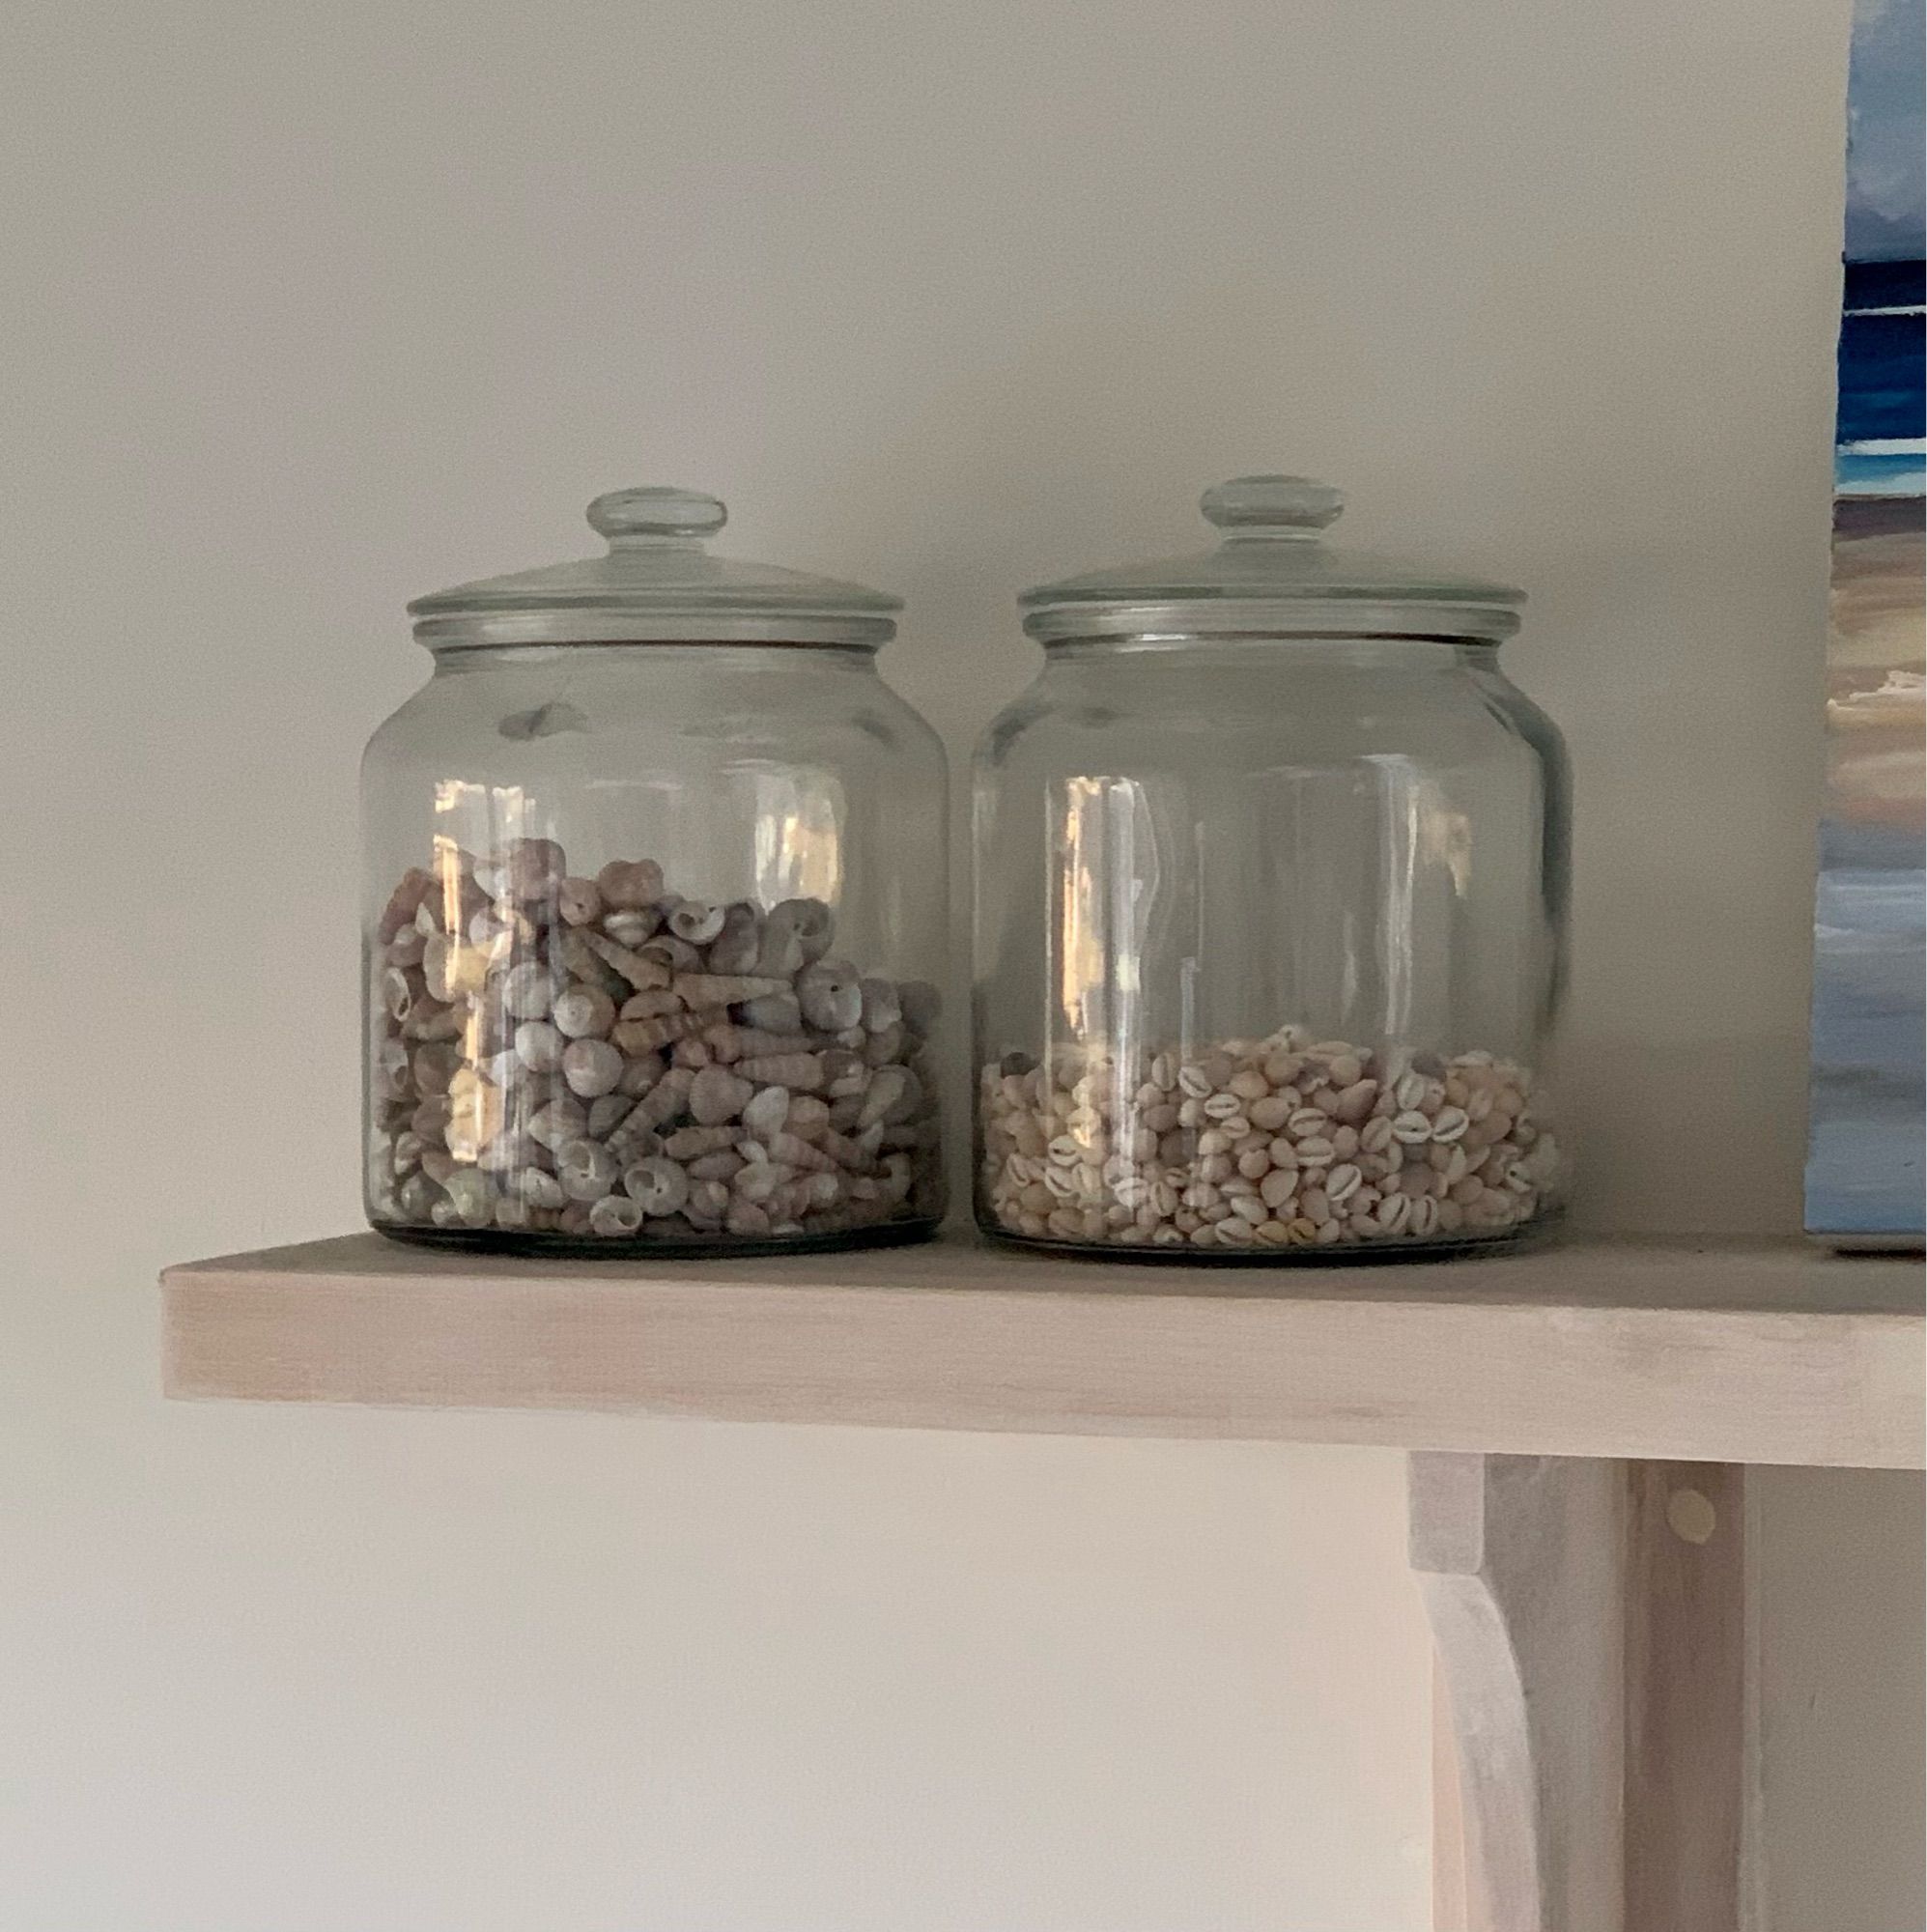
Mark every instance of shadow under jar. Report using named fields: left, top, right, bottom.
left=973, top=475, right=1570, bottom=1261
left=363, top=486, right=948, bottom=1255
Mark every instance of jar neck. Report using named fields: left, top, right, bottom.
left=425, top=640, right=881, bottom=676
left=1041, top=632, right=1498, bottom=669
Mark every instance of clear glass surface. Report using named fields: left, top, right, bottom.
left=363, top=642, right=949, bottom=1254
left=972, top=632, right=1570, bottom=1259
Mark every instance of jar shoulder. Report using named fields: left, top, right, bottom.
left=365, top=650, right=947, bottom=778
left=976, top=653, right=1562, bottom=776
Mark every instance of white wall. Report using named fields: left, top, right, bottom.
left=4, top=1, right=1918, bottom=1926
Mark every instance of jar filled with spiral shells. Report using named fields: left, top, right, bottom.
left=973, top=475, right=1571, bottom=1261
left=363, top=486, right=948, bottom=1255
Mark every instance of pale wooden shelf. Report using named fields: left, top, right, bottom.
left=161, top=1232, right=1922, bottom=1469
left=158, top=1230, right=1925, bottom=1922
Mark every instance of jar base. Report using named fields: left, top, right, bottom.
left=370, top=1215, right=942, bottom=1263
left=975, top=1209, right=1565, bottom=1267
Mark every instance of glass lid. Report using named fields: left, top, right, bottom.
left=1019, top=474, right=1524, bottom=644
left=409, top=486, right=902, bottom=650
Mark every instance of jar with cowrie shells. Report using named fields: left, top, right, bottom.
left=973, top=475, right=1570, bottom=1259
left=363, top=486, right=947, bottom=1254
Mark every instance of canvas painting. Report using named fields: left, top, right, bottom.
left=1806, top=0, right=1926, bottom=1241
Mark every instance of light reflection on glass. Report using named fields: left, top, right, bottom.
left=1054, top=776, right=1150, bottom=1054
left=752, top=772, right=844, bottom=906
left=1368, top=754, right=1472, bottom=1043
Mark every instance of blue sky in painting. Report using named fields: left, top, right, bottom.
left=1809, top=0, right=1924, bottom=1237
left=1846, top=0, right=1925, bottom=262
left=1836, top=0, right=1924, bottom=496
left=1836, top=262, right=1925, bottom=492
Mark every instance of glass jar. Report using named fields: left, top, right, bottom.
left=973, top=475, right=1570, bottom=1260
left=363, top=486, right=948, bottom=1255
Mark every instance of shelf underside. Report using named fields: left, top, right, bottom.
left=160, top=1233, right=1923, bottom=1467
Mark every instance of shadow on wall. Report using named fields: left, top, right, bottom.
left=1567, top=1030, right=1813, bottom=1235
left=1758, top=1465, right=1927, bottom=1930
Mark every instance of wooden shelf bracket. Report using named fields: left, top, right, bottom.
left=1413, top=1455, right=1752, bottom=1932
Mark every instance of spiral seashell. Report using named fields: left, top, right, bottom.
left=684, top=1179, right=731, bottom=1227
left=553, top=932, right=626, bottom=995
left=741, top=1085, right=791, bottom=1142
left=556, top=1137, right=618, bottom=1202
left=816, top=1127, right=876, bottom=1173
left=586, top=1093, right=636, bottom=1139
left=725, top=1198, right=773, bottom=1238
left=579, top=930, right=671, bottom=992
left=527, top=1095, right=588, bottom=1151
left=476, top=1049, right=521, bottom=1090
left=898, top=980, right=942, bottom=1034
left=673, top=973, right=791, bottom=1009
left=616, top=1050, right=667, bottom=1096
left=498, top=961, right=557, bottom=1022
left=601, top=908, right=661, bottom=949
left=378, top=867, right=439, bottom=944
left=819, top=1047, right=869, bottom=1098
left=556, top=876, right=602, bottom=927
left=796, top=958, right=863, bottom=1032
left=763, top=897, right=834, bottom=967
left=735, top=1161, right=799, bottom=1204
left=862, top=1022, right=905, bottom=1068
left=500, top=838, right=568, bottom=904
left=754, top=924, right=806, bottom=979
left=640, top=933, right=703, bottom=974
left=612, top=1009, right=704, bottom=1054
left=737, top=990, right=804, bottom=1033
left=595, top=858, right=665, bottom=910
left=561, top=1037, right=624, bottom=1098
left=514, top=1020, right=564, bottom=1073
left=618, top=988, right=684, bottom=1020
left=381, top=965, right=422, bottom=1022
left=732, top=1051, right=825, bottom=1091
left=475, top=1128, right=534, bottom=1175
left=689, top=1065, right=754, bottom=1126
left=704, top=902, right=764, bottom=975
left=864, top=1064, right=923, bottom=1128
left=667, top=899, right=726, bottom=946
left=628, top=1065, right=696, bottom=1130
left=422, top=934, right=488, bottom=1004
left=663, top=1123, right=739, bottom=1160
left=394, top=1170, right=440, bottom=1221
left=701, top=1024, right=816, bottom=1063
left=588, top=1194, right=645, bottom=1237
left=765, top=1130, right=837, bottom=1174
left=622, top=1156, right=689, bottom=1217
left=553, top=984, right=616, bottom=1039
left=859, top=978, right=901, bottom=1031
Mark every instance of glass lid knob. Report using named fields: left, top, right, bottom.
left=1201, top=474, right=1345, bottom=536
left=586, top=486, right=728, bottom=546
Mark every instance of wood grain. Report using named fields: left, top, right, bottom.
left=1433, top=1658, right=1472, bottom=1932
left=159, top=1234, right=1923, bottom=1466
left=1623, top=1463, right=1750, bottom=1930
left=1412, top=1453, right=1628, bottom=1932
left=1420, top=1457, right=1758, bottom=1932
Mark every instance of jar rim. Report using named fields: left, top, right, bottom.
left=1024, top=596, right=1521, bottom=646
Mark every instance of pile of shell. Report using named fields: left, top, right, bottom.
left=978, top=1027, right=1559, bottom=1253
left=368, top=839, right=942, bottom=1244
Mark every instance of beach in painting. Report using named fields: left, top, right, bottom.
left=1806, top=0, right=1925, bottom=1239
